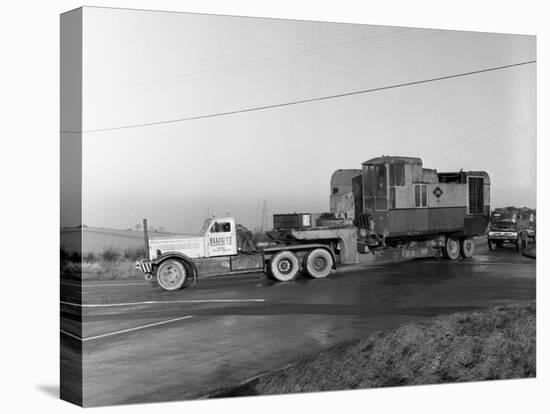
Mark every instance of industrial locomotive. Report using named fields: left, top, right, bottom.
left=332, top=156, right=490, bottom=259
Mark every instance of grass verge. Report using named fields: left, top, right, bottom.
left=209, top=302, right=535, bottom=397
left=60, top=247, right=144, bottom=281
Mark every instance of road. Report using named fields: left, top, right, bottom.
left=60, top=243, right=535, bottom=406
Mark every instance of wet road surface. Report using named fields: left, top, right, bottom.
left=60, top=244, right=535, bottom=406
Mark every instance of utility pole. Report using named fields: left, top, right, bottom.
left=260, top=200, right=270, bottom=233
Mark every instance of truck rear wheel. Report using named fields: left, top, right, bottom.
left=269, top=251, right=299, bottom=282
left=460, top=238, right=475, bottom=258
left=304, top=248, right=333, bottom=279
left=156, top=259, right=187, bottom=291
left=443, top=236, right=460, bottom=260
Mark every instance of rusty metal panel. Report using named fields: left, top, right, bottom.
left=428, top=207, right=466, bottom=232
left=388, top=209, right=429, bottom=234
left=230, top=254, right=263, bottom=271
left=464, top=215, right=489, bottom=236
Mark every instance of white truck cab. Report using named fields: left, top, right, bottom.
left=148, top=217, right=237, bottom=260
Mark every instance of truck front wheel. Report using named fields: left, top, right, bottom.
left=304, top=248, right=333, bottom=279
left=156, top=259, right=187, bottom=291
left=269, top=251, right=299, bottom=282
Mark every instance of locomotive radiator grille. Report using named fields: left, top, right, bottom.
left=468, top=177, right=484, bottom=215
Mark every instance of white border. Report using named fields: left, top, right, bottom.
left=0, top=1, right=545, bottom=413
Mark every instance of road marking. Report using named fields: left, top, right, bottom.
left=62, top=281, right=149, bottom=288
left=60, top=315, right=194, bottom=341
left=60, top=298, right=266, bottom=308
left=59, top=329, right=82, bottom=341
left=423, top=261, right=535, bottom=266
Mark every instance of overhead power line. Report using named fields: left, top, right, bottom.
left=62, top=59, right=535, bottom=134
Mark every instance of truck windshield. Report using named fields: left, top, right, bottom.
left=492, top=211, right=516, bottom=222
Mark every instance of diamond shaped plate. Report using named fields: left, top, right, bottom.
left=433, top=187, right=443, bottom=198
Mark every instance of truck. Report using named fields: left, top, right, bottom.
left=519, top=207, right=536, bottom=243
left=488, top=206, right=532, bottom=251
left=136, top=155, right=491, bottom=291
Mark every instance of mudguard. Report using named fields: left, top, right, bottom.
left=152, top=251, right=199, bottom=285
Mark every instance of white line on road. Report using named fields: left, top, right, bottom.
left=423, top=262, right=535, bottom=266
left=62, top=281, right=149, bottom=288
left=60, top=315, right=194, bottom=341
left=60, top=298, right=266, bottom=308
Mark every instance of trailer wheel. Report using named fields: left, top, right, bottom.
left=460, top=238, right=475, bottom=258
left=443, top=236, right=460, bottom=260
left=156, top=259, right=187, bottom=291
left=304, top=248, right=333, bottom=279
left=269, top=251, right=299, bottom=282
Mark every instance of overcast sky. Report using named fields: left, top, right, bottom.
left=70, top=7, right=536, bottom=233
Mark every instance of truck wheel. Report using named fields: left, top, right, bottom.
left=443, top=236, right=460, bottom=260
left=522, top=234, right=528, bottom=249
left=156, top=259, right=187, bottom=291
left=488, top=240, right=493, bottom=251
left=460, top=238, right=475, bottom=258
left=304, top=248, right=333, bottom=279
left=269, top=251, right=299, bottom=282
left=495, top=241, right=503, bottom=248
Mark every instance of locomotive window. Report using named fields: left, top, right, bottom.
left=415, top=185, right=421, bottom=207
left=390, top=164, right=405, bottom=186
left=332, top=187, right=339, bottom=195
left=374, top=164, right=387, bottom=196
left=423, top=185, right=428, bottom=206
left=364, top=165, right=375, bottom=196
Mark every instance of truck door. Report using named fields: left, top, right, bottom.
left=206, top=219, right=238, bottom=257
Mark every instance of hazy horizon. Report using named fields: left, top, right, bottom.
left=61, top=7, right=536, bottom=234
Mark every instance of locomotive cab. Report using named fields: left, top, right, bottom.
left=353, top=156, right=490, bottom=250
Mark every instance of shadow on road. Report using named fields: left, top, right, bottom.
left=36, top=384, right=59, bottom=399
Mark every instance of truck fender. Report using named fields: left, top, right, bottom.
left=152, top=252, right=198, bottom=285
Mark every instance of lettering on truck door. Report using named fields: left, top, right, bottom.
left=207, top=219, right=237, bottom=257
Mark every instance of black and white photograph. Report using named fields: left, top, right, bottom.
left=57, top=5, right=539, bottom=407
left=4, top=2, right=548, bottom=413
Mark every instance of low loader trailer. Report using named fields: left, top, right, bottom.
left=136, top=155, right=490, bottom=291
left=135, top=214, right=441, bottom=291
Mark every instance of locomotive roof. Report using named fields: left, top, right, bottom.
left=362, top=156, right=422, bottom=165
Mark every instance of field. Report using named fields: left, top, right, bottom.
left=211, top=301, right=536, bottom=397
left=60, top=227, right=174, bottom=280
left=60, top=227, right=177, bottom=254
